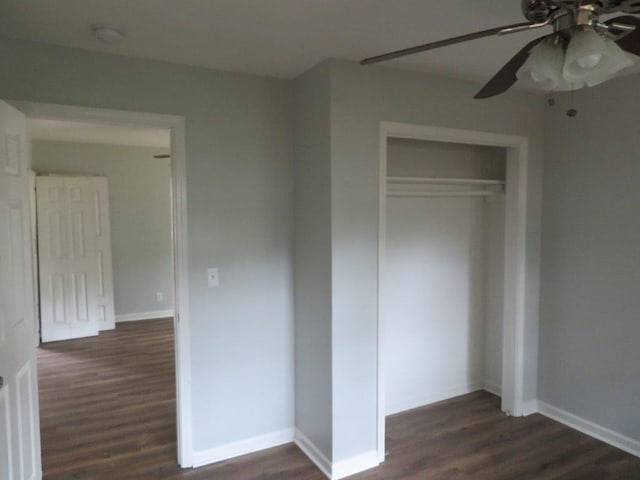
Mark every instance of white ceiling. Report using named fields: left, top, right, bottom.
left=0, top=0, right=547, bottom=85
left=27, top=118, right=170, bottom=148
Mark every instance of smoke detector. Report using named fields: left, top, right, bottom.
left=90, top=24, right=125, bottom=44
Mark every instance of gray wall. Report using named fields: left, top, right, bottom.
left=384, top=195, right=488, bottom=414
left=293, top=62, right=333, bottom=459
left=328, top=59, right=544, bottom=461
left=0, top=38, right=295, bottom=452
left=2, top=26, right=636, bottom=470
left=294, top=61, right=542, bottom=464
left=540, top=75, right=640, bottom=441
left=485, top=197, right=506, bottom=393
left=32, top=141, right=173, bottom=317
left=387, top=138, right=506, bottom=179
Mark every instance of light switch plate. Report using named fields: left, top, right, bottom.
left=207, top=268, right=219, bottom=287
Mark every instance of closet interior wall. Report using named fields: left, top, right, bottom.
left=384, top=138, right=506, bottom=415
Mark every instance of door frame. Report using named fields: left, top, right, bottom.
left=377, top=121, right=536, bottom=462
left=11, top=101, right=194, bottom=467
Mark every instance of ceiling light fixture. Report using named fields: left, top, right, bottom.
left=563, top=28, right=633, bottom=84
left=90, top=24, right=125, bottom=44
left=517, top=26, right=635, bottom=93
left=360, top=0, right=640, bottom=99
left=517, top=38, right=567, bottom=90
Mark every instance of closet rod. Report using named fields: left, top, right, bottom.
left=387, top=176, right=504, bottom=186
left=387, top=190, right=496, bottom=198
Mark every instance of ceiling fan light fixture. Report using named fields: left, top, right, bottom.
left=362, top=2, right=640, bottom=99
left=586, top=44, right=638, bottom=87
left=577, top=53, right=602, bottom=69
left=517, top=39, right=564, bottom=90
left=563, top=29, right=607, bottom=81
left=562, top=29, right=632, bottom=84
left=592, top=38, right=636, bottom=80
left=553, top=78, right=587, bottom=92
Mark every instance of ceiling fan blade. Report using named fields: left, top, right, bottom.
left=360, top=22, right=532, bottom=65
left=474, top=35, right=547, bottom=99
left=606, top=15, right=640, bottom=55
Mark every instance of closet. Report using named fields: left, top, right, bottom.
left=383, top=138, right=506, bottom=415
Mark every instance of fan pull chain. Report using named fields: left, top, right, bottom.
left=567, top=85, right=578, bottom=117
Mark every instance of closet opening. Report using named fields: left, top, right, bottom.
left=376, top=122, right=532, bottom=463
left=383, top=138, right=506, bottom=417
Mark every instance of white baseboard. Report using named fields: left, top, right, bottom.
left=333, top=450, right=379, bottom=479
left=115, top=309, right=174, bottom=323
left=192, top=428, right=294, bottom=468
left=483, top=380, right=502, bottom=397
left=294, top=429, right=379, bottom=480
left=294, top=429, right=332, bottom=478
left=521, top=399, right=538, bottom=417
left=481, top=382, right=537, bottom=417
left=386, top=380, right=484, bottom=416
left=538, top=401, right=640, bottom=458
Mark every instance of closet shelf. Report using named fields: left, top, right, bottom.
left=387, top=176, right=504, bottom=186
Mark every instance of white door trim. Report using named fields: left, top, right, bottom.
left=11, top=101, right=194, bottom=467
left=28, top=169, right=39, bottom=344
left=377, top=121, right=533, bottom=463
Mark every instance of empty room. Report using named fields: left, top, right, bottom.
left=0, top=1, right=638, bottom=479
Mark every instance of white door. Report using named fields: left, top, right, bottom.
left=37, top=176, right=101, bottom=342
left=0, top=100, right=42, bottom=480
left=92, top=177, right=116, bottom=331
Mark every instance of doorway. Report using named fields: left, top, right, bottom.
left=13, top=101, right=193, bottom=468
left=377, top=122, right=535, bottom=462
left=30, top=119, right=174, bottom=340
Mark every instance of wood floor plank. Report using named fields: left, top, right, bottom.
left=38, top=319, right=640, bottom=479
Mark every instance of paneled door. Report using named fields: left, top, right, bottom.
left=37, top=176, right=101, bottom=342
left=92, top=176, right=115, bottom=331
left=0, top=100, right=42, bottom=479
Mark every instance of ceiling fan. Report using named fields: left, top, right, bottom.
left=361, top=0, right=640, bottom=98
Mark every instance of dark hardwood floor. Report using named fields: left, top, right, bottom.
left=38, top=319, right=640, bottom=479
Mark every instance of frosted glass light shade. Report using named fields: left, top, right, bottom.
left=552, top=77, right=587, bottom=91
left=563, top=29, right=633, bottom=85
left=585, top=40, right=636, bottom=87
left=517, top=40, right=565, bottom=90
left=563, top=30, right=607, bottom=82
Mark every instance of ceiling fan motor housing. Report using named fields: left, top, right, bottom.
left=521, top=0, right=600, bottom=24
left=522, top=0, right=556, bottom=23
left=522, top=0, right=640, bottom=23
